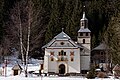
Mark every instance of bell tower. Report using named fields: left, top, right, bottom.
left=77, top=12, right=91, bottom=51
left=78, top=11, right=91, bottom=73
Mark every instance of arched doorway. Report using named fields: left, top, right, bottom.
left=59, top=64, right=65, bottom=74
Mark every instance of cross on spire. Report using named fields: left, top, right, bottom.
left=62, top=28, right=64, bottom=32
left=83, top=5, right=85, bottom=12
left=80, top=5, right=88, bottom=29
left=82, top=5, right=86, bottom=19
left=83, top=5, right=85, bottom=8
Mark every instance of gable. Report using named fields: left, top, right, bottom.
left=49, top=40, right=76, bottom=47
left=42, top=31, right=82, bottom=49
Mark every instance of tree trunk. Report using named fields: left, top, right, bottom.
left=25, top=0, right=32, bottom=77
left=18, top=2, right=25, bottom=74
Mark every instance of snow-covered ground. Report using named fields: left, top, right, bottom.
left=0, top=59, right=119, bottom=80
left=0, top=75, right=118, bottom=80
left=0, top=66, right=118, bottom=80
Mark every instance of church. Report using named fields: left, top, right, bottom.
left=42, top=12, right=91, bottom=75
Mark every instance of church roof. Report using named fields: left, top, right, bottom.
left=78, top=28, right=91, bottom=32
left=54, top=31, right=71, bottom=39
left=92, top=43, right=108, bottom=50
left=42, top=31, right=82, bottom=49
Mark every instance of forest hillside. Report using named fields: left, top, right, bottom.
left=0, top=0, right=120, bottom=64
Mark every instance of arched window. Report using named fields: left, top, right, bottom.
left=50, top=52, right=54, bottom=61
left=61, top=50, right=64, bottom=55
left=50, top=52, right=54, bottom=56
left=83, top=39, right=85, bottom=44
left=70, top=51, right=74, bottom=61
left=59, top=52, right=61, bottom=56
left=51, top=57, right=54, bottom=61
left=58, top=50, right=66, bottom=56
left=64, top=52, right=66, bottom=56
left=81, top=22, right=84, bottom=27
left=71, top=57, right=74, bottom=61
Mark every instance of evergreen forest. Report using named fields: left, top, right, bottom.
left=0, top=0, right=120, bottom=64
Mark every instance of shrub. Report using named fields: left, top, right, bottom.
left=86, top=67, right=96, bottom=79
left=97, top=72, right=106, bottom=78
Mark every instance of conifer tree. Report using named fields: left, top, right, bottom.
left=104, top=13, right=120, bottom=64
left=45, top=0, right=61, bottom=43
left=0, top=0, right=4, bottom=41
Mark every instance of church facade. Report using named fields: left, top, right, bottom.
left=42, top=12, right=91, bottom=75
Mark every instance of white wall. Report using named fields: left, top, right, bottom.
left=80, top=56, right=90, bottom=70
left=77, top=38, right=91, bottom=50
left=44, top=48, right=80, bottom=74
left=68, top=49, right=80, bottom=73
left=43, top=49, right=49, bottom=73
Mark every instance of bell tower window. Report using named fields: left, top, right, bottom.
left=83, top=39, right=85, bottom=44
left=86, top=33, right=88, bottom=36
left=80, top=33, right=83, bottom=36
left=81, top=22, right=84, bottom=26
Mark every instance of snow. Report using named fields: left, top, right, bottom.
left=0, top=65, right=118, bottom=80
left=0, top=76, right=118, bottom=80
left=0, top=59, right=119, bottom=80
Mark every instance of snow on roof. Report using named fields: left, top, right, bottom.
left=78, top=28, right=91, bottom=32
left=12, top=64, right=22, bottom=70
left=54, top=31, right=71, bottom=39
left=95, top=68, right=101, bottom=71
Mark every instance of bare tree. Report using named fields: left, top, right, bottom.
left=25, top=0, right=32, bottom=77
left=4, top=0, right=33, bottom=77
left=4, top=0, right=48, bottom=77
left=17, top=1, right=25, bottom=74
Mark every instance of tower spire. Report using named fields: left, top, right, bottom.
left=82, top=12, right=87, bottom=20
left=80, top=6, right=88, bottom=29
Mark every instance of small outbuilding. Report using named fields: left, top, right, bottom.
left=91, top=43, right=111, bottom=72
left=112, top=64, right=120, bottom=78
left=12, top=64, right=22, bottom=76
